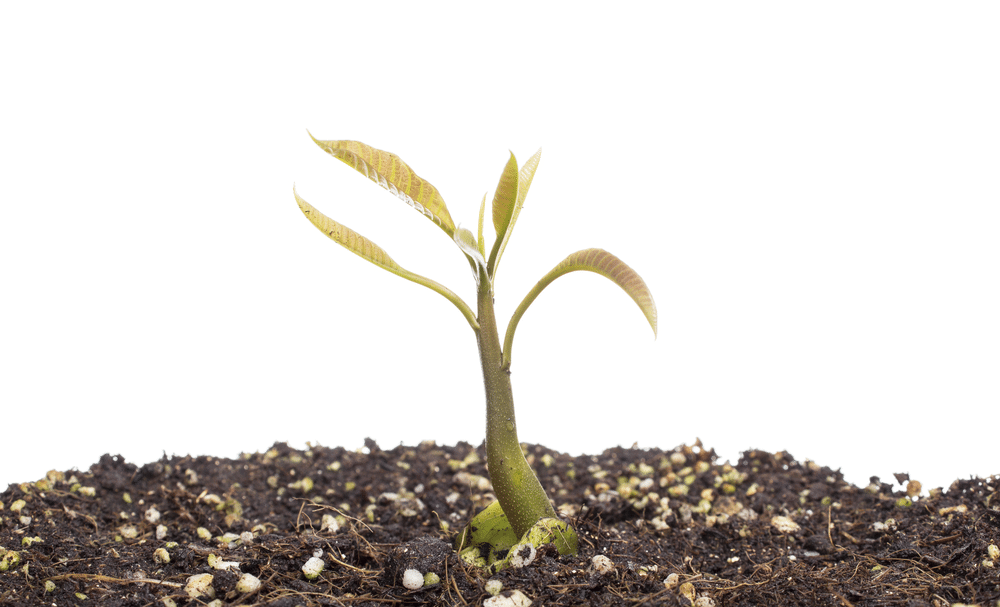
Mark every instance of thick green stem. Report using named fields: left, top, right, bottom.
left=475, top=281, right=557, bottom=538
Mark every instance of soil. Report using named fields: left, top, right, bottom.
left=1, top=439, right=998, bottom=607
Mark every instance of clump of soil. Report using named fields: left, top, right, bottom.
left=1, top=439, right=998, bottom=606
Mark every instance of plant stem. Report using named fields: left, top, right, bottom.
left=475, top=280, right=558, bottom=538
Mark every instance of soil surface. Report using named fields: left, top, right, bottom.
left=1, top=440, right=998, bottom=606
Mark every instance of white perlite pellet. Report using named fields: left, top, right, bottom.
left=235, top=573, right=261, bottom=593
left=484, top=589, right=532, bottom=607
left=508, top=544, right=536, bottom=569
left=401, top=568, right=424, bottom=590
left=770, top=516, right=800, bottom=534
left=184, top=573, right=214, bottom=599
left=591, top=554, right=614, bottom=574
left=321, top=514, right=339, bottom=533
left=301, top=556, right=324, bottom=580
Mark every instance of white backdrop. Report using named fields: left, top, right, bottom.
left=2, top=3, right=997, bottom=493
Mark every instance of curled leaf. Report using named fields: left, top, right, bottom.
left=502, top=248, right=656, bottom=369
left=309, top=136, right=457, bottom=237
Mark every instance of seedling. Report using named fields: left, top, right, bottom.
left=294, top=137, right=657, bottom=569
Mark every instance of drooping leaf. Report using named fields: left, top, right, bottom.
left=488, top=148, right=542, bottom=281
left=502, top=248, right=657, bottom=369
left=294, top=188, right=478, bottom=330
left=309, top=135, right=457, bottom=238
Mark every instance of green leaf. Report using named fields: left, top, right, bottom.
left=477, top=192, right=487, bottom=260
left=491, top=152, right=520, bottom=245
left=516, top=148, right=542, bottom=209
left=487, top=148, right=542, bottom=281
left=294, top=188, right=478, bottom=331
left=455, top=500, right=518, bottom=569
left=454, top=225, right=487, bottom=282
left=502, top=248, right=656, bottom=369
left=486, top=152, right=519, bottom=278
left=309, top=135, right=457, bottom=238
left=456, top=501, right=578, bottom=572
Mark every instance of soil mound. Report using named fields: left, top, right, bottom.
left=2, top=440, right=997, bottom=606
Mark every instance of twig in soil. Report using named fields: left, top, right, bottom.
left=625, top=586, right=672, bottom=603
left=827, top=504, right=844, bottom=552
left=927, top=533, right=962, bottom=545
left=445, top=552, right=468, bottom=606
left=61, top=503, right=100, bottom=533
left=443, top=552, right=470, bottom=606
left=319, top=594, right=404, bottom=603
left=296, top=500, right=315, bottom=533
left=709, top=577, right=771, bottom=593
left=324, top=548, right=377, bottom=574
left=258, top=590, right=351, bottom=606
left=45, top=573, right=183, bottom=588
left=548, top=583, right=594, bottom=590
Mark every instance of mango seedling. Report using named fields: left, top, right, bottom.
left=294, top=136, right=657, bottom=570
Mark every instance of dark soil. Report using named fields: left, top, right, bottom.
left=1, top=439, right=998, bottom=606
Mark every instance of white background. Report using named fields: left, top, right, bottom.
left=2, top=3, right=997, bottom=493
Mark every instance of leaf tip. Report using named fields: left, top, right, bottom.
left=306, top=130, right=325, bottom=149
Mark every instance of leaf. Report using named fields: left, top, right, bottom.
left=454, top=225, right=487, bottom=284
left=488, top=148, right=542, bottom=281
left=294, top=188, right=478, bottom=331
left=477, top=192, right=487, bottom=259
left=516, top=147, right=542, bottom=210
left=486, top=153, right=519, bottom=278
left=309, top=135, right=457, bottom=237
left=502, top=248, right=657, bottom=369
left=295, top=189, right=403, bottom=276
left=491, top=152, right=520, bottom=246
left=455, top=500, right=518, bottom=568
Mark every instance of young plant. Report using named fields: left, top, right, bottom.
left=294, top=136, right=657, bottom=569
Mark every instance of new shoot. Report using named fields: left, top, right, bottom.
left=294, top=136, right=657, bottom=570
